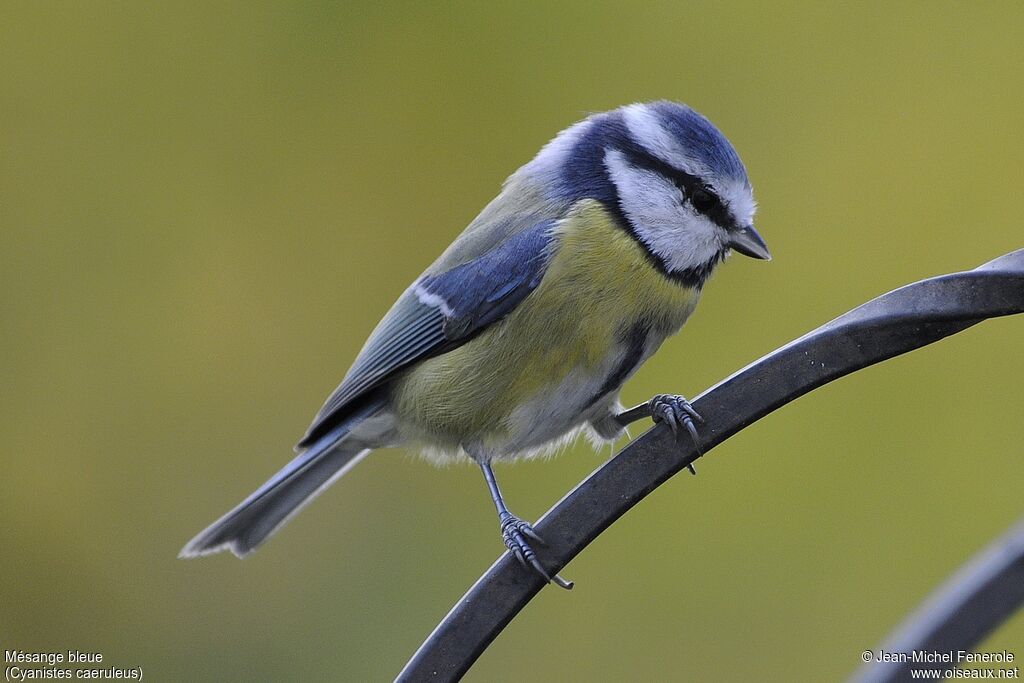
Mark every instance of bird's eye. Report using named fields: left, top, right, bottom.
left=690, top=188, right=717, bottom=213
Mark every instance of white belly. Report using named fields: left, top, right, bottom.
left=493, top=326, right=671, bottom=460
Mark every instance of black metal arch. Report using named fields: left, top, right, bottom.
left=852, top=516, right=1024, bottom=683
left=397, top=249, right=1024, bottom=682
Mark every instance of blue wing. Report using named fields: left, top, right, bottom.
left=297, top=218, right=556, bottom=449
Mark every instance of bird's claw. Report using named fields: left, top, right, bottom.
left=650, top=394, right=703, bottom=473
left=499, top=513, right=573, bottom=590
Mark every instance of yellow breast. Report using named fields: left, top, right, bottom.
left=393, top=200, right=700, bottom=450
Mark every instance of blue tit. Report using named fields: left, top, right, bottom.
left=180, top=100, right=770, bottom=589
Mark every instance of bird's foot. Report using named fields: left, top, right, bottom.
left=650, top=394, right=704, bottom=474
left=499, top=513, right=573, bottom=590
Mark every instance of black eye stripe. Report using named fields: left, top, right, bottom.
left=618, top=147, right=737, bottom=231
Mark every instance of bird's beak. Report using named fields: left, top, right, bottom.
left=727, top=224, right=771, bottom=260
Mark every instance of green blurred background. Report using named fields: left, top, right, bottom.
left=3, top=2, right=1023, bottom=680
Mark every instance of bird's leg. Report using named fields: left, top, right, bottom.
left=616, top=394, right=704, bottom=474
left=478, top=459, right=573, bottom=590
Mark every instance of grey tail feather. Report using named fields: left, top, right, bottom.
left=179, top=400, right=383, bottom=559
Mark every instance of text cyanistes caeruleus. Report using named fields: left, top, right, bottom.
left=181, top=101, right=770, bottom=589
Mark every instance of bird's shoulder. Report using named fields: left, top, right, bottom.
left=424, top=172, right=570, bottom=274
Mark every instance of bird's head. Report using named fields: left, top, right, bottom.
left=527, top=101, right=769, bottom=287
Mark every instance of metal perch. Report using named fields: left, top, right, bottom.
left=397, top=249, right=1024, bottom=682
left=851, top=516, right=1024, bottom=683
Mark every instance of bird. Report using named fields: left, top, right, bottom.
left=180, top=100, right=770, bottom=589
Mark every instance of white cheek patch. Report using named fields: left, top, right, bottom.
left=604, top=149, right=723, bottom=273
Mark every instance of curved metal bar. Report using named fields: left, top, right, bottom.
left=850, top=516, right=1024, bottom=683
left=397, top=249, right=1024, bottom=683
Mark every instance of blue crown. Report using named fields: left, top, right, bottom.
left=553, top=101, right=748, bottom=205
